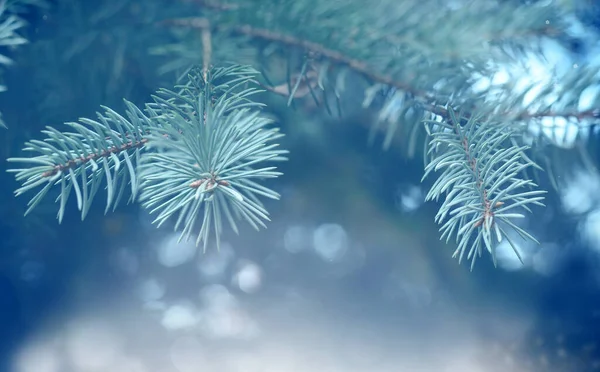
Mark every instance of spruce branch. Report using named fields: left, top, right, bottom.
left=423, top=108, right=547, bottom=270
left=7, top=64, right=286, bottom=254
left=159, top=0, right=598, bottom=151
left=156, top=0, right=600, bottom=150
left=149, top=0, right=600, bottom=267
left=6, top=0, right=600, bottom=270
left=160, top=16, right=438, bottom=106
left=138, top=64, right=287, bottom=250
left=7, top=102, right=155, bottom=221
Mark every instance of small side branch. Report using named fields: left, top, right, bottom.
left=42, top=138, right=148, bottom=178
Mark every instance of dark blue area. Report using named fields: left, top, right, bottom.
left=0, top=274, right=22, bottom=370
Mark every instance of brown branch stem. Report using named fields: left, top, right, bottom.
left=41, top=138, right=148, bottom=178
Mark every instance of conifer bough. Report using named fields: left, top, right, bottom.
left=6, top=0, right=600, bottom=270
left=8, top=65, right=288, bottom=251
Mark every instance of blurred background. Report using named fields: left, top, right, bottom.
left=1, top=0, right=600, bottom=371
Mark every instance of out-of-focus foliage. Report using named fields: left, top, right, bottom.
left=16, top=0, right=166, bottom=123
left=0, top=0, right=48, bottom=128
